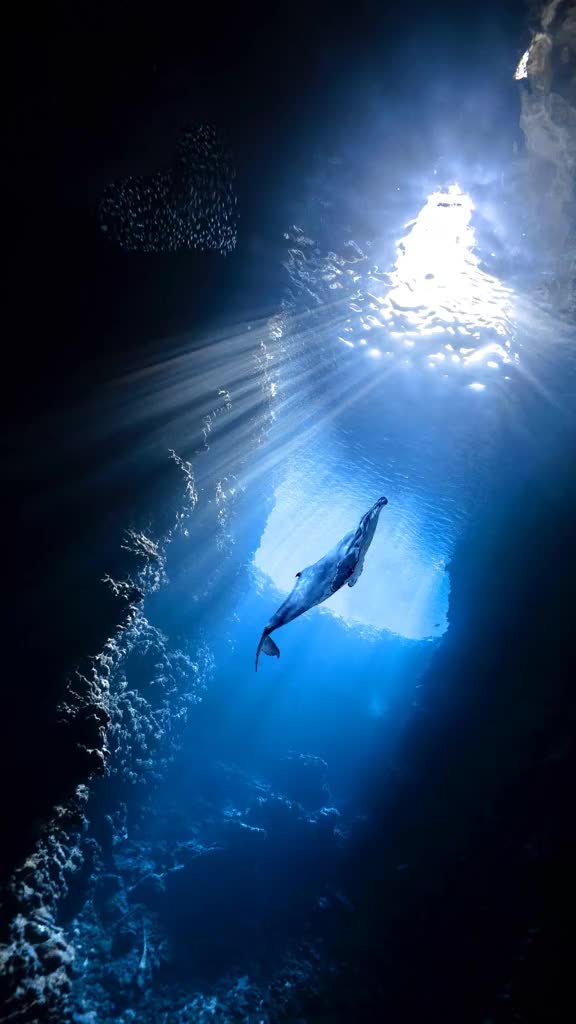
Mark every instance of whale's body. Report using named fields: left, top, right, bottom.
left=255, top=496, right=388, bottom=670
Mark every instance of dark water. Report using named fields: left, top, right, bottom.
left=3, top=3, right=576, bottom=1022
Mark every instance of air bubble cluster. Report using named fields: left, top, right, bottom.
left=99, top=124, right=237, bottom=255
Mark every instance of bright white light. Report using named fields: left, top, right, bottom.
left=514, top=48, right=529, bottom=80
left=336, top=184, right=517, bottom=384
left=288, top=193, right=519, bottom=390
left=468, top=382, right=486, bottom=392
left=391, top=185, right=475, bottom=299
left=368, top=348, right=381, bottom=358
left=383, top=186, right=513, bottom=347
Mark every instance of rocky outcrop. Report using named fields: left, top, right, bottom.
left=517, top=1, right=576, bottom=266
left=0, top=787, right=91, bottom=1023
left=66, top=755, right=349, bottom=1024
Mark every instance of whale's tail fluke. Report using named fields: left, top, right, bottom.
left=255, top=631, right=281, bottom=672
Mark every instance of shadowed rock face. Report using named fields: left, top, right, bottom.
left=0, top=751, right=346, bottom=1024
left=519, top=1, right=576, bottom=254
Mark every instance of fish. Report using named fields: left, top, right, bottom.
left=255, top=496, right=388, bottom=670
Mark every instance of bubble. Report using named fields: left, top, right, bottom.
left=98, top=124, right=237, bottom=255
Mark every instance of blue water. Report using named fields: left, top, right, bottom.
left=4, top=4, right=576, bottom=1019
left=46, top=170, right=576, bottom=1021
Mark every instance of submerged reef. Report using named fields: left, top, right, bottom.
left=67, top=755, right=348, bottom=1023
left=0, top=457, right=209, bottom=1021
left=0, top=742, right=349, bottom=1023
left=0, top=789, right=88, bottom=1023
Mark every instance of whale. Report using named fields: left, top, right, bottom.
left=255, top=496, right=388, bottom=671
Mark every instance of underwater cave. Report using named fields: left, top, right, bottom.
left=2, top=2, right=576, bottom=1022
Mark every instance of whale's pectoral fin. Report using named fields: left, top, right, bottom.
left=255, top=632, right=281, bottom=672
left=332, top=553, right=357, bottom=593
left=347, top=554, right=365, bottom=588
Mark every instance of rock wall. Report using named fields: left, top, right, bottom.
left=517, top=1, right=576, bottom=269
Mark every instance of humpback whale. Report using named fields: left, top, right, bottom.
left=255, top=496, right=388, bottom=671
